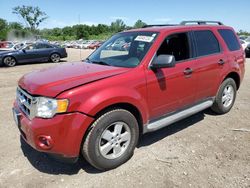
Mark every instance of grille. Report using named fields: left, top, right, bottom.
left=16, top=87, right=36, bottom=119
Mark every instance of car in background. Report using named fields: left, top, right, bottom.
left=0, top=42, right=67, bottom=67
left=82, top=40, right=96, bottom=49
left=240, top=40, right=248, bottom=50
left=245, top=44, right=250, bottom=57
left=242, top=37, right=250, bottom=57
left=0, top=41, right=15, bottom=49
left=88, top=41, right=104, bottom=49
left=0, top=42, right=25, bottom=51
left=239, top=35, right=248, bottom=41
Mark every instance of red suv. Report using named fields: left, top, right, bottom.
left=12, top=21, right=245, bottom=170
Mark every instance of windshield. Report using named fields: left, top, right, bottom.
left=86, top=31, right=158, bottom=68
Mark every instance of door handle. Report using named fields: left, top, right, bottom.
left=183, top=68, right=193, bottom=75
left=218, top=59, right=225, bottom=65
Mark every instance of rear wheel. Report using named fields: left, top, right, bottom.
left=3, top=56, right=17, bottom=67
left=50, top=53, right=60, bottom=63
left=82, top=109, right=139, bottom=170
left=211, top=78, right=237, bottom=114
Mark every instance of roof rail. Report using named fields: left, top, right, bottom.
left=180, top=21, right=224, bottom=25
left=142, top=24, right=178, bottom=28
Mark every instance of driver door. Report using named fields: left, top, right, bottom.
left=18, top=44, right=40, bottom=63
left=146, top=31, right=197, bottom=120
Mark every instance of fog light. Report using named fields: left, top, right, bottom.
left=37, top=135, right=53, bottom=150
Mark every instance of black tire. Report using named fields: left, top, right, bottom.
left=211, top=78, right=237, bottom=114
left=3, top=56, right=17, bottom=67
left=82, top=109, right=139, bottom=171
left=50, top=53, right=61, bottom=63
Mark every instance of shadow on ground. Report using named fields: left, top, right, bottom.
left=20, top=137, right=101, bottom=175
left=138, top=110, right=207, bottom=147
left=20, top=109, right=210, bottom=175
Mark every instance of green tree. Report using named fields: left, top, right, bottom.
left=110, top=19, right=126, bottom=32
left=238, top=30, right=250, bottom=36
left=0, top=18, right=8, bottom=40
left=62, top=26, right=73, bottom=36
left=73, top=25, right=89, bottom=39
left=133, top=19, right=146, bottom=28
left=8, top=22, right=23, bottom=30
left=12, top=5, right=48, bottom=32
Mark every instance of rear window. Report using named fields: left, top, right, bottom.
left=218, top=29, right=241, bottom=51
left=194, top=30, right=220, bottom=57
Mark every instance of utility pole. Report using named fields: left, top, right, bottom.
left=78, top=14, right=82, bottom=60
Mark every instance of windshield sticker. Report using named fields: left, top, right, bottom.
left=135, top=35, right=154, bottom=43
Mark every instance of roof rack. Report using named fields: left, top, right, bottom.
left=180, top=21, right=224, bottom=25
left=142, top=21, right=224, bottom=28
left=142, top=24, right=178, bottom=28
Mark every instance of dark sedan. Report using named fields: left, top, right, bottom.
left=0, top=43, right=67, bottom=67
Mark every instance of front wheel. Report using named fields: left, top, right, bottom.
left=211, top=78, right=237, bottom=114
left=3, top=56, right=17, bottom=67
left=50, top=53, right=60, bottom=63
left=82, top=109, right=139, bottom=170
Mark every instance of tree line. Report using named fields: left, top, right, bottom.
left=40, top=19, right=146, bottom=41
left=0, top=17, right=147, bottom=41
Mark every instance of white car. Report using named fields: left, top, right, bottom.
left=0, top=42, right=25, bottom=51
left=240, top=40, right=248, bottom=50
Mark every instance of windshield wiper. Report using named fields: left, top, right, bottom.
left=86, top=59, right=110, bottom=66
left=85, top=58, right=111, bottom=66
left=92, top=61, right=111, bottom=66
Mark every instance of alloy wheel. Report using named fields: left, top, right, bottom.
left=222, top=85, right=234, bottom=108
left=99, top=121, right=131, bottom=159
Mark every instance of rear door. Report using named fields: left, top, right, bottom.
left=218, top=29, right=245, bottom=76
left=35, top=43, right=53, bottom=61
left=146, top=31, right=197, bottom=120
left=191, top=29, right=226, bottom=101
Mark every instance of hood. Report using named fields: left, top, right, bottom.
left=19, top=62, right=129, bottom=97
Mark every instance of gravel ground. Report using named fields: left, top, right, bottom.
left=0, top=49, right=249, bottom=188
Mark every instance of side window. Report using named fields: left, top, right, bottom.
left=218, top=29, right=241, bottom=51
left=194, top=30, right=220, bottom=57
left=157, top=33, right=190, bottom=62
left=24, top=44, right=36, bottom=50
left=36, top=43, right=51, bottom=49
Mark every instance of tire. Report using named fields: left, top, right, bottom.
left=50, top=53, right=60, bottom=63
left=211, top=78, right=237, bottom=114
left=82, top=109, right=139, bottom=170
left=3, top=56, right=17, bottom=67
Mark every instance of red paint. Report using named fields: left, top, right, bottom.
left=14, top=25, right=245, bottom=158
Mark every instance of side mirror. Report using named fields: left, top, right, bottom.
left=150, top=55, right=176, bottom=69
left=22, top=49, right=26, bottom=53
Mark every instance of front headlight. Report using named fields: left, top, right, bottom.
left=35, top=97, right=69, bottom=118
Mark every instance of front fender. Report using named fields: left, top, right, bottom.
left=60, top=86, right=149, bottom=125
left=81, top=87, right=149, bottom=124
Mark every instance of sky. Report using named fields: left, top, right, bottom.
left=0, top=0, right=249, bottom=31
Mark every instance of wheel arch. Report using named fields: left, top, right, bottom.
left=2, top=55, right=18, bottom=64
left=50, top=51, right=61, bottom=57
left=223, top=72, right=240, bottom=90
left=94, top=103, right=144, bottom=135
left=79, top=102, right=144, bottom=157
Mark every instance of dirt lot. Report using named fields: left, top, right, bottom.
left=0, top=49, right=249, bottom=188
